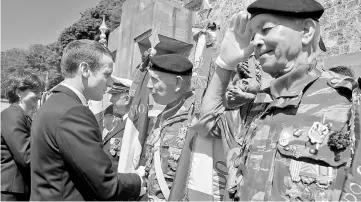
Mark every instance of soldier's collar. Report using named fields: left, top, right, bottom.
left=160, top=91, right=194, bottom=124
left=270, top=62, right=322, bottom=99
left=166, top=91, right=194, bottom=110
left=254, top=90, right=273, bottom=103
left=254, top=63, right=322, bottom=108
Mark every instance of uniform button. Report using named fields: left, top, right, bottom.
left=293, top=129, right=303, bottom=137
left=309, top=148, right=318, bottom=155
left=279, top=139, right=289, bottom=146
left=330, top=78, right=339, bottom=84
left=334, top=154, right=341, bottom=162
left=284, top=145, right=290, bottom=151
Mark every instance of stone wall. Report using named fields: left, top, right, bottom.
left=318, top=0, right=361, bottom=64
left=111, top=0, right=194, bottom=79
left=202, top=0, right=361, bottom=65
left=182, top=0, right=360, bottom=111
left=188, top=0, right=360, bottom=87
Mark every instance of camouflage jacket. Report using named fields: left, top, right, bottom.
left=194, top=63, right=361, bottom=201
left=144, top=91, right=195, bottom=200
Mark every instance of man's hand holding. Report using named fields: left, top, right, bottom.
left=226, top=84, right=256, bottom=109
left=135, top=166, right=147, bottom=196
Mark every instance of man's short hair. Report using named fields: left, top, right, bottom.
left=329, top=66, right=355, bottom=78
left=5, top=71, right=44, bottom=104
left=61, top=39, right=113, bottom=78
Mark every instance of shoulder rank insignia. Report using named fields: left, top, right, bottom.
left=176, top=125, right=188, bottom=147
left=327, top=77, right=358, bottom=97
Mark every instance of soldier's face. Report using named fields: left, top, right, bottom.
left=110, top=92, right=129, bottom=115
left=250, top=14, right=304, bottom=78
left=147, top=70, right=177, bottom=105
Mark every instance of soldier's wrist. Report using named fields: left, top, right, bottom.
left=215, top=56, right=237, bottom=71
left=135, top=172, right=143, bottom=185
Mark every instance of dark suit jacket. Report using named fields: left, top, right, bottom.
left=103, top=119, right=126, bottom=172
left=30, top=85, right=141, bottom=201
left=1, top=104, right=31, bottom=197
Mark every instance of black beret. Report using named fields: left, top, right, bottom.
left=150, top=54, right=193, bottom=76
left=104, top=105, right=113, bottom=116
left=247, top=0, right=324, bottom=20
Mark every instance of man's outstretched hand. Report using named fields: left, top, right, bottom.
left=135, top=166, right=147, bottom=196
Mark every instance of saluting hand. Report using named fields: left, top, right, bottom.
left=217, top=12, right=254, bottom=70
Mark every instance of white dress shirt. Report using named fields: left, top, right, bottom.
left=61, top=83, right=87, bottom=106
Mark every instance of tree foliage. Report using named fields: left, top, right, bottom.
left=59, top=0, right=125, bottom=50
left=1, top=45, right=58, bottom=97
left=1, top=0, right=124, bottom=98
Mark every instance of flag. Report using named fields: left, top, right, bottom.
left=149, top=28, right=160, bottom=49
left=169, top=127, right=228, bottom=201
left=202, top=0, right=212, bottom=10
left=169, top=103, right=229, bottom=201
left=118, top=70, right=150, bottom=173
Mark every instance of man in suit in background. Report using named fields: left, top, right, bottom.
left=103, top=76, right=132, bottom=172
left=30, top=39, right=144, bottom=201
left=1, top=72, right=43, bottom=201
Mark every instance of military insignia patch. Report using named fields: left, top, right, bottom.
left=109, top=137, right=122, bottom=157
left=290, top=145, right=301, bottom=158
left=327, top=131, right=350, bottom=152
left=314, top=189, right=330, bottom=202
left=293, top=129, right=304, bottom=137
left=308, top=115, right=332, bottom=151
left=176, top=125, right=188, bottom=147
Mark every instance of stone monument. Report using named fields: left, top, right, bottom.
left=108, top=0, right=195, bottom=79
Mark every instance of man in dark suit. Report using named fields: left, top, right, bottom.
left=1, top=72, right=43, bottom=201
left=103, top=76, right=132, bottom=172
left=30, top=39, right=144, bottom=201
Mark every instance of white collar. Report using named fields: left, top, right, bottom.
left=122, top=113, right=129, bottom=121
left=61, top=83, right=87, bottom=106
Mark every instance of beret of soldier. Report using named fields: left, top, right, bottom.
left=107, top=76, right=133, bottom=94
left=149, top=54, right=193, bottom=76
left=247, top=0, right=327, bottom=52
left=104, top=105, right=114, bottom=116
left=247, top=0, right=325, bottom=20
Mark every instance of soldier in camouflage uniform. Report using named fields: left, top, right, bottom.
left=142, top=54, right=195, bottom=201
left=195, top=0, right=361, bottom=201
